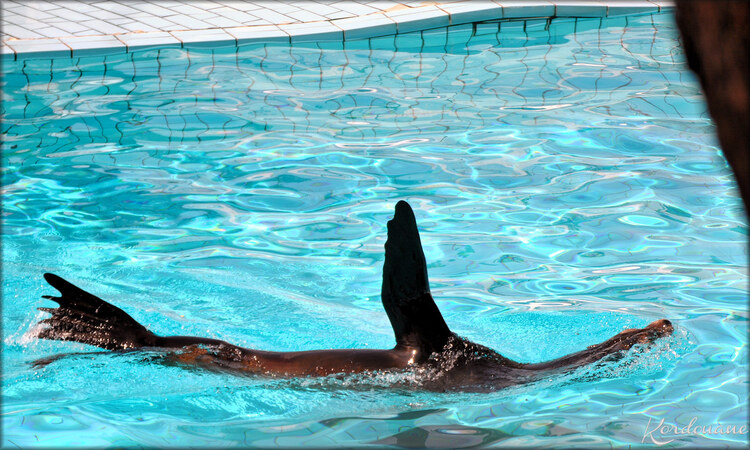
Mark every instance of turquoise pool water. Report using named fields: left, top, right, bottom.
left=2, top=12, right=748, bottom=448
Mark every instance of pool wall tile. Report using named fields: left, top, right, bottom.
left=554, top=1, right=608, bottom=17
left=60, top=35, right=126, bottom=56
left=475, top=22, right=500, bottom=36
left=368, top=34, right=397, bottom=48
left=116, top=31, right=182, bottom=50
left=500, top=20, right=526, bottom=33
left=5, top=38, right=70, bottom=59
left=421, top=26, right=448, bottom=47
left=281, top=22, right=343, bottom=42
left=226, top=25, right=290, bottom=44
left=392, top=32, right=416, bottom=49
left=437, top=2, right=505, bottom=26
left=581, top=17, right=611, bottom=34
left=525, top=18, right=550, bottom=33
left=603, top=15, right=629, bottom=29
left=496, top=1, right=555, bottom=18
left=171, top=29, right=237, bottom=47
left=341, top=38, right=371, bottom=51
left=1, top=44, right=16, bottom=61
left=333, top=13, right=396, bottom=41
left=547, top=17, right=577, bottom=36
left=444, top=23, right=474, bottom=46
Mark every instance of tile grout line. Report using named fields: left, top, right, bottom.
left=169, top=30, right=185, bottom=48
left=113, top=34, right=129, bottom=52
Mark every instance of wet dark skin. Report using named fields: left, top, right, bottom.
left=35, top=201, right=673, bottom=391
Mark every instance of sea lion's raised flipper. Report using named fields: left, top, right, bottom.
left=38, top=273, right=156, bottom=350
left=381, top=201, right=452, bottom=358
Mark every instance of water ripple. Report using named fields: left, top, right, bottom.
left=2, top=12, right=747, bottom=449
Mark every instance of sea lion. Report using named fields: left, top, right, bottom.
left=34, top=201, right=673, bottom=391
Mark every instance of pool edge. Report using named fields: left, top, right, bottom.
left=1, top=1, right=674, bottom=61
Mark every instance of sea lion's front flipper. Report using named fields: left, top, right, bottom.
left=524, top=319, right=674, bottom=371
left=381, top=201, right=452, bottom=358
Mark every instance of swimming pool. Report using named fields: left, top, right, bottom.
left=2, top=11, right=748, bottom=448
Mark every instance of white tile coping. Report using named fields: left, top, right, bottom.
left=437, top=2, right=504, bottom=26
left=2, top=1, right=674, bottom=60
left=553, top=0, right=609, bottom=17
left=385, top=5, right=450, bottom=34
left=5, top=37, right=71, bottom=58
left=333, top=13, right=396, bottom=41
left=60, top=35, right=126, bottom=56
left=497, top=1, right=556, bottom=19
left=225, top=25, right=289, bottom=44
left=171, top=28, right=237, bottom=47
left=606, top=1, right=665, bottom=17
left=279, top=21, right=343, bottom=42
left=116, top=32, right=182, bottom=50
left=1, top=44, right=16, bottom=56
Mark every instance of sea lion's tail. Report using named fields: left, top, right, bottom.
left=37, top=273, right=156, bottom=350
left=381, top=201, right=453, bottom=359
